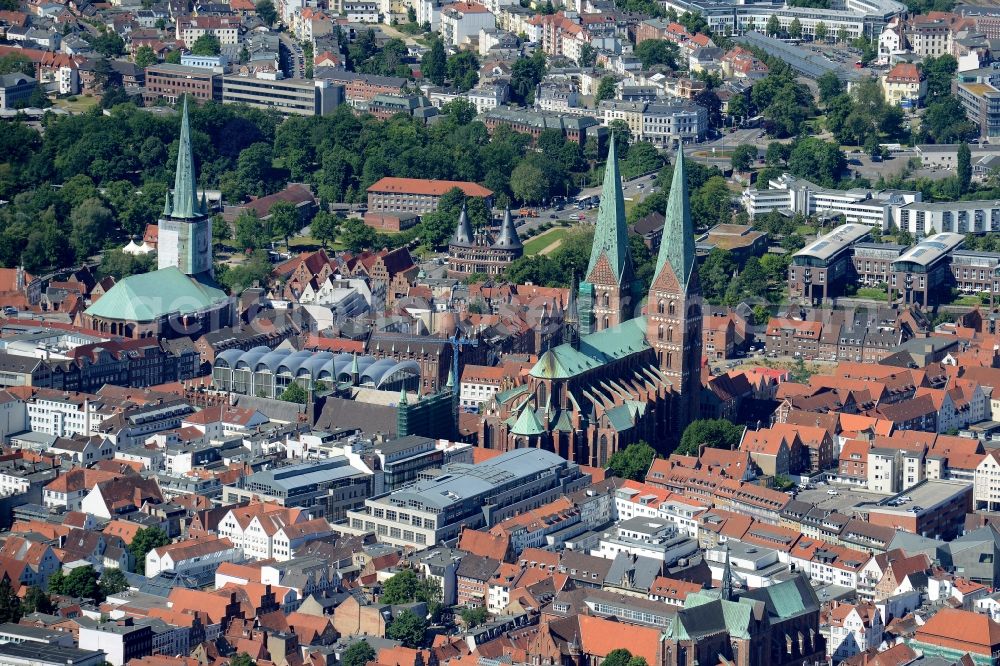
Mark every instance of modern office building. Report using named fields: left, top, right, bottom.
left=953, top=79, right=1000, bottom=140
left=664, top=0, right=905, bottom=41
left=221, top=73, right=343, bottom=116
left=951, top=250, right=1000, bottom=300
left=889, top=233, right=966, bottom=306
left=742, top=174, right=921, bottom=230
left=788, top=224, right=872, bottom=303
left=0, top=73, right=35, bottom=109
left=346, top=448, right=591, bottom=549
left=224, top=457, right=372, bottom=521
left=894, top=199, right=1000, bottom=236
left=852, top=242, right=907, bottom=288
left=143, top=64, right=220, bottom=104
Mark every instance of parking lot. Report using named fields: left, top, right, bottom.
left=795, top=484, right=889, bottom=515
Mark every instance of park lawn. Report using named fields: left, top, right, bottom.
left=53, top=95, right=100, bottom=113
left=523, top=227, right=570, bottom=255
left=855, top=287, right=888, bottom=301
left=289, top=235, right=342, bottom=252
left=951, top=294, right=986, bottom=307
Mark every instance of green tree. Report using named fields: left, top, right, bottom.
left=212, top=214, right=232, bottom=246
left=958, top=141, right=972, bottom=194
left=382, top=569, right=420, bottom=604
left=22, top=586, right=53, bottom=614
left=70, top=198, right=114, bottom=262
left=279, top=382, right=308, bottom=403
left=609, top=119, right=632, bottom=154
left=814, top=21, right=828, bottom=41
left=100, top=568, right=129, bottom=597
left=134, top=46, right=157, bottom=69
left=341, top=641, right=376, bottom=666
left=421, top=37, right=446, bottom=86
left=256, top=0, right=277, bottom=25
left=268, top=201, right=301, bottom=248
left=98, top=250, right=154, bottom=281
left=578, top=43, right=596, bottom=67
left=62, top=566, right=101, bottom=601
left=129, top=527, right=169, bottom=575
left=91, top=31, right=126, bottom=57
left=510, top=160, right=548, bottom=203
left=602, top=649, right=647, bottom=666
left=311, top=211, right=340, bottom=248
left=700, top=249, right=738, bottom=303
left=509, top=51, right=546, bottom=105
left=165, top=49, right=182, bottom=64
left=596, top=75, right=616, bottom=104
left=460, top=606, right=489, bottom=627
left=727, top=94, right=749, bottom=122
left=447, top=51, right=480, bottom=91
left=47, top=570, right=66, bottom=595
left=923, top=54, right=957, bottom=102
left=730, top=144, right=758, bottom=172
left=387, top=610, right=427, bottom=648
left=787, top=137, right=845, bottom=187
left=191, top=34, right=222, bottom=56
left=766, top=14, right=781, bottom=36
left=0, top=579, right=21, bottom=624
left=677, top=419, right=744, bottom=455
left=836, top=26, right=848, bottom=42
left=220, top=250, right=272, bottom=292
left=235, top=210, right=270, bottom=252
left=605, top=441, right=657, bottom=481
left=341, top=217, right=378, bottom=252
left=622, top=142, right=663, bottom=179
left=228, top=654, right=256, bottom=666
left=634, top=39, right=679, bottom=69
left=817, top=71, right=842, bottom=104
left=922, top=97, right=976, bottom=143
left=0, top=54, right=34, bottom=77
left=788, top=17, right=802, bottom=39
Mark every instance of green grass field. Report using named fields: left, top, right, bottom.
left=523, top=227, right=571, bottom=255
left=53, top=95, right=99, bottom=113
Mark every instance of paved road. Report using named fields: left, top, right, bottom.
left=278, top=32, right=305, bottom=79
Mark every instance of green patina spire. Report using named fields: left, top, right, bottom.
left=399, top=387, right=408, bottom=405
left=654, top=146, right=696, bottom=290
left=586, top=136, right=631, bottom=282
left=162, top=191, right=172, bottom=217
left=171, top=96, right=201, bottom=220
left=200, top=190, right=208, bottom=215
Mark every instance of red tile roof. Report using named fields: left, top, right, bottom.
left=367, top=177, right=493, bottom=198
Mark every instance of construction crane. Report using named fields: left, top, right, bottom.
left=365, top=327, right=480, bottom=425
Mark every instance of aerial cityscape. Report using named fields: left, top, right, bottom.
left=6, top=0, right=1000, bottom=662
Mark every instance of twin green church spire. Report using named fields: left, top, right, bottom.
left=586, top=137, right=695, bottom=291
left=654, top=147, right=696, bottom=290
left=586, top=137, right=633, bottom=283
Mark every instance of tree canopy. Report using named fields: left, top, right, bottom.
left=129, top=527, right=169, bottom=575
left=605, top=442, right=657, bottom=481
left=677, top=419, right=744, bottom=455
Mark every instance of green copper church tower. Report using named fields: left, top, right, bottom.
left=578, top=138, right=638, bottom=335
left=158, top=96, right=213, bottom=280
left=646, top=148, right=702, bottom=439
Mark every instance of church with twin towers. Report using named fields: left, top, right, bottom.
left=478, top=141, right=702, bottom=464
